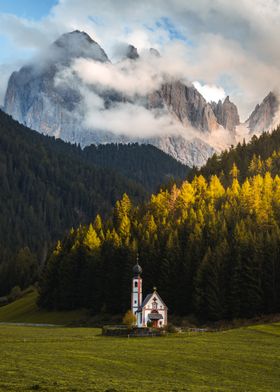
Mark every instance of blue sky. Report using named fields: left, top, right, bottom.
left=0, top=0, right=57, bottom=19
left=0, top=0, right=58, bottom=61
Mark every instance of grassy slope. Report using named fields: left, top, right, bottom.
left=0, top=290, right=88, bottom=325
left=0, top=323, right=279, bottom=391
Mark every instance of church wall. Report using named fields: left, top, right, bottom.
left=142, top=307, right=167, bottom=327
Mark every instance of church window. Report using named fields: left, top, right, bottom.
left=152, top=301, right=157, bottom=309
left=134, top=281, right=138, bottom=288
left=134, top=300, right=137, bottom=304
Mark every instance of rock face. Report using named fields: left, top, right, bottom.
left=3, top=30, right=257, bottom=167
left=151, top=81, right=219, bottom=133
left=125, top=44, right=139, bottom=60
left=211, top=96, right=240, bottom=133
left=149, top=48, right=160, bottom=57
left=149, top=135, right=216, bottom=168
left=51, top=30, right=109, bottom=64
left=246, top=92, right=279, bottom=134
left=4, top=30, right=109, bottom=140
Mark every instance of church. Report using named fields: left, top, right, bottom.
left=131, top=258, right=168, bottom=328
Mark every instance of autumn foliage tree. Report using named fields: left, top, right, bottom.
left=122, top=310, right=136, bottom=327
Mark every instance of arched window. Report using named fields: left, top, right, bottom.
left=134, top=281, right=138, bottom=288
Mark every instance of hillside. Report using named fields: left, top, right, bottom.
left=0, top=110, right=189, bottom=296
left=84, top=143, right=189, bottom=192
left=191, top=126, right=280, bottom=184
left=0, top=289, right=88, bottom=325
left=40, top=164, right=280, bottom=319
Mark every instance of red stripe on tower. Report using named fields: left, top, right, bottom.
left=138, top=277, right=140, bottom=308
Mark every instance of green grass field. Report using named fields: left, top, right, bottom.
left=0, top=293, right=280, bottom=391
left=0, top=323, right=279, bottom=391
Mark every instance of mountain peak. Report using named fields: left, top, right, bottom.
left=224, top=96, right=230, bottom=103
left=247, top=91, right=279, bottom=134
left=55, top=30, right=97, bottom=44
left=125, top=44, right=139, bottom=60
left=211, top=95, right=239, bottom=133
left=52, top=30, right=109, bottom=63
left=149, top=48, right=160, bottom=57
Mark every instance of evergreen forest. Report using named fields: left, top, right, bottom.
left=0, top=110, right=187, bottom=296
left=39, top=128, right=280, bottom=320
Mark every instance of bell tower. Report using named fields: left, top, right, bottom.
left=131, top=254, right=142, bottom=327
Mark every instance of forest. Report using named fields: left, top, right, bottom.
left=0, top=110, right=187, bottom=296
left=84, top=143, right=188, bottom=193
left=192, top=128, right=280, bottom=184
left=3, top=106, right=280, bottom=320
left=39, top=131, right=280, bottom=319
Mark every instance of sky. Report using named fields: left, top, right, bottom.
left=0, top=0, right=280, bottom=120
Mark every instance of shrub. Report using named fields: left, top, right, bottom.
left=122, top=310, right=136, bottom=327
left=165, top=323, right=178, bottom=333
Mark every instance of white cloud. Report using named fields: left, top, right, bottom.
left=55, top=61, right=187, bottom=139
left=193, top=81, right=226, bottom=103
left=84, top=97, right=182, bottom=138
left=68, top=47, right=190, bottom=98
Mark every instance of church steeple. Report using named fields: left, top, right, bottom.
left=132, top=253, right=142, bottom=277
left=131, top=254, right=143, bottom=327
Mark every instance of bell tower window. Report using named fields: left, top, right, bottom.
left=134, top=281, right=138, bottom=288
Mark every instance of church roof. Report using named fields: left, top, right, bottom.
left=148, top=313, right=163, bottom=320
left=154, top=291, right=168, bottom=309
left=141, top=294, right=153, bottom=307
left=142, top=291, right=168, bottom=309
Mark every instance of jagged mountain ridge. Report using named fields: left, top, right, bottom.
left=3, top=30, right=280, bottom=167
left=148, top=81, right=219, bottom=133
left=211, top=96, right=240, bottom=133
left=246, top=91, right=279, bottom=134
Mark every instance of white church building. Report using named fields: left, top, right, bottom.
left=131, top=258, right=168, bottom=328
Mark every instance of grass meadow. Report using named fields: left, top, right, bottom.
left=0, top=322, right=279, bottom=391
left=0, top=291, right=279, bottom=391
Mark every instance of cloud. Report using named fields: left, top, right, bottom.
left=193, top=81, right=226, bottom=103
left=83, top=94, right=182, bottom=138
left=1, top=0, right=280, bottom=119
left=68, top=46, right=190, bottom=98
left=72, top=57, right=163, bottom=97
left=55, top=58, right=187, bottom=139
left=0, top=64, right=12, bottom=106
left=54, top=54, right=236, bottom=145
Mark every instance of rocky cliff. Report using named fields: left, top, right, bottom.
left=211, top=96, right=240, bottom=133
left=5, top=30, right=269, bottom=167
left=246, top=92, right=279, bottom=134
left=149, top=81, right=219, bottom=133
left=4, top=30, right=109, bottom=140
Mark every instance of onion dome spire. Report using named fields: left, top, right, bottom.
left=132, top=253, right=142, bottom=277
